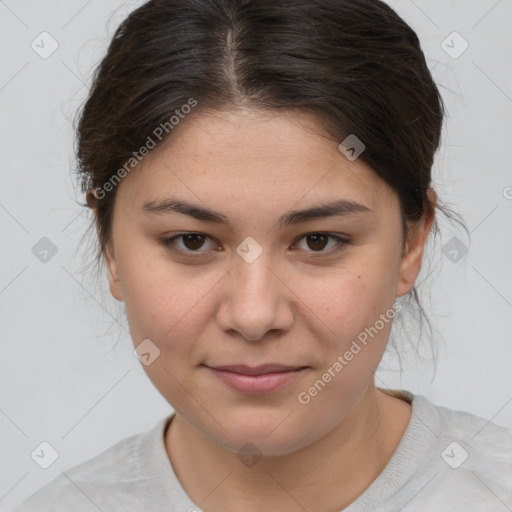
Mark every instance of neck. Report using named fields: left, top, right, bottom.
left=165, top=383, right=412, bottom=512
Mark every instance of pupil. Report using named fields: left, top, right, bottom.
left=307, top=233, right=327, bottom=251
left=184, top=234, right=205, bottom=250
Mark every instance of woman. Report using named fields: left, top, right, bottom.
left=15, top=0, right=512, bottom=510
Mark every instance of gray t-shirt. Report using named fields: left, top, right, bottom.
left=14, top=389, right=512, bottom=511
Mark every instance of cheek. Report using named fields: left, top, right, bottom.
left=117, top=247, right=223, bottom=359
left=301, top=254, right=399, bottom=339
left=296, top=251, right=400, bottom=392
left=117, top=255, right=217, bottom=402
left=122, top=271, right=205, bottom=339
left=293, top=270, right=397, bottom=422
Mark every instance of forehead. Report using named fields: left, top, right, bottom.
left=116, top=108, right=395, bottom=216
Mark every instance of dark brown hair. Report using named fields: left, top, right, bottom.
left=76, top=0, right=465, bottom=359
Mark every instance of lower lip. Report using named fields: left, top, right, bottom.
left=206, top=367, right=307, bottom=395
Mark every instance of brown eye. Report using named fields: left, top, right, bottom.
left=305, top=233, right=329, bottom=251
left=159, top=232, right=218, bottom=254
left=181, top=233, right=206, bottom=250
left=294, top=232, right=349, bottom=256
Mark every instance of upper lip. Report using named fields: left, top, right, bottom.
left=205, top=364, right=307, bottom=376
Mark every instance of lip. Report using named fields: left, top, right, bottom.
left=204, top=364, right=308, bottom=395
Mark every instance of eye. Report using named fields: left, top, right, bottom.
left=159, top=231, right=349, bottom=258
left=293, top=232, right=348, bottom=256
left=159, top=232, right=220, bottom=255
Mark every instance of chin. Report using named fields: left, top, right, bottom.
left=217, top=430, right=311, bottom=458
left=207, top=408, right=318, bottom=457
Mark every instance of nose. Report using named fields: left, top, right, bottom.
left=216, top=251, right=295, bottom=342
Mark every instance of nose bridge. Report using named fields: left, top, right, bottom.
left=232, top=234, right=277, bottom=293
left=234, top=250, right=275, bottom=301
left=219, top=246, right=293, bottom=340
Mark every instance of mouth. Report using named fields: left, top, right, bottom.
left=202, top=364, right=309, bottom=395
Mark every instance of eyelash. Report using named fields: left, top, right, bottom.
left=158, top=232, right=349, bottom=259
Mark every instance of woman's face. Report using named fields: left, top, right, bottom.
left=104, top=108, right=428, bottom=455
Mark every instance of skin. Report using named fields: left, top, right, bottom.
left=101, top=107, right=436, bottom=511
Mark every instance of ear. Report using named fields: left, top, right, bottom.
left=103, top=242, right=124, bottom=302
left=396, top=189, right=437, bottom=297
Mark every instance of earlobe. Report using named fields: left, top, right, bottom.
left=103, top=243, right=124, bottom=302
left=396, top=190, right=437, bottom=297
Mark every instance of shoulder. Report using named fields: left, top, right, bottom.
left=432, top=397, right=512, bottom=468
left=409, top=394, right=512, bottom=509
left=13, top=417, right=169, bottom=512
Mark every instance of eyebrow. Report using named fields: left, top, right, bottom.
left=141, top=197, right=372, bottom=231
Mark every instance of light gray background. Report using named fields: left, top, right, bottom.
left=1, top=0, right=511, bottom=509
